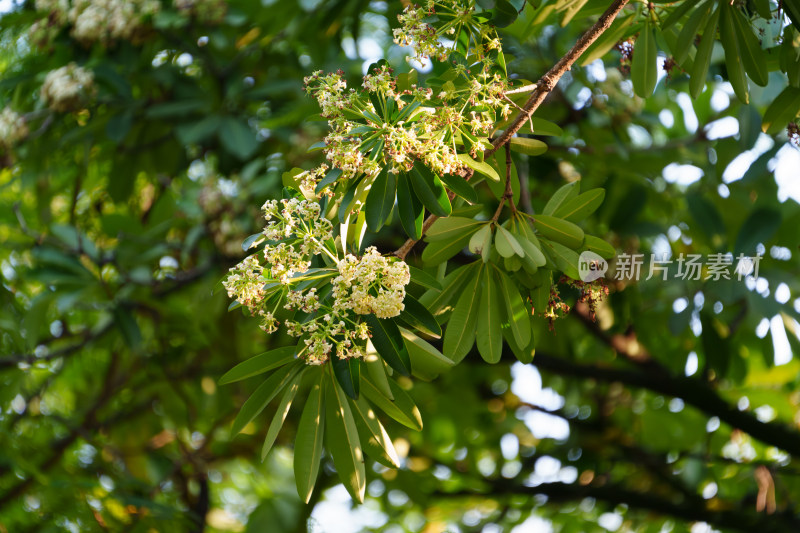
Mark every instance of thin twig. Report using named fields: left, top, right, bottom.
left=487, top=0, right=630, bottom=158
left=491, top=144, right=515, bottom=222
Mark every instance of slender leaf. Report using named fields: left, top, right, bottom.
left=443, top=263, right=483, bottom=363
left=476, top=267, right=502, bottom=363
left=495, top=268, right=531, bottom=348
left=294, top=376, right=326, bottom=503
left=365, top=169, right=396, bottom=232
left=261, top=369, right=305, bottom=460
left=231, top=362, right=302, bottom=435
left=350, top=395, right=400, bottom=468
left=399, top=294, right=442, bottom=338
left=364, top=315, right=411, bottom=377
left=325, top=370, right=366, bottom=503
left=219, top=346, right=297, bottom=385
left=361, top=376, right=423, bottom=431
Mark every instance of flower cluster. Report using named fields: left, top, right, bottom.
left=392, top=1, right=501, bottom=66
left=224, top=197, right=409, bottom=366
left=332, top=247, right=409, bottom=319
left=305, top=68, right=506, bottom=179
left=393, top=3, right=446, bottom=65
left=302, top=1, right=510, bottom=183
left=0, top=107, right=28, bottom=149
left=40, top=63, right=95, bottom=112
left=295, top=164, right=330, bottom=199
left=282, top=248, right=409, bottom=364
left=70, top=0, right=160, bottom=43
left=31, top=0, right=160, bottom=46
left=362, top=65, right=396, bottom=95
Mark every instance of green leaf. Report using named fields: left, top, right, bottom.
left=761, top=86, right=800, bottom=135
left=584, top=235, right=616, bottom=259
left=504, top=313, right=536, bottom=364
left=316, top=168, right=343, bottom=194
left=241, top=232, right=264, bottom=252
left=219, top=346, right=297, bottom=385
left=443, top=264, right=483, bottom=363
left=492, top=0, right=518, bottom=27
left=365, top=169, right=396, bottom=232
left=363, top=315, right=411, bottom=377
left=730, top=4, right=769, bottom=87
left=458, top=153, right=500, bottom=181
left=674, top=0, right=712, bottom=65
left=662, top=0, right=699, bottom=31
left=738, top=105, right=762, bottom=150
left=261, top=369, right=304, bottom=460
left=232, top=361, right=302, bottom=436
left=350, top=395, right=400, bottom=468
left=543, top=182, right=579, bottom=215
left=219, top=117, right=258, bottom=160
left=294, top=376, right=326, bottom=503
left=397, top=172, right=424, bottom=239
left=426, top=217, right=482, bottom=241
left=325, top=370, right=366, bottom=503
left=421, top=226, right=479, bottom=266
left=631, top=21, right=658, bottom=98
left=476, top=267, right=502, bottom=363
left=361, top=377, right=423, bottom=431
left=531, top=214, right=584, bottom=249
left=495, top=226, right=525, bottom=258
left=690, top=3, right=720, bottom=99
left=509, top=137, right=548, bottom=156
left=469, top=224, right=493, bottom=262
left=408, top=265, right=442, bottom=291
left=365, top=352, right=393, bottom=400
left=720, top=3, right=750, bottom=103
left=515, top=233, right=547, bottom=270
left=419, top=262, right=480, bottom=317
left=439, top=172, right=478, bottom=203
left=409, top=165, right=452, bottom=217
left=399, top=294, right=442, bottom=338
left=554, top=189, right=605, bottom=222
left=400, top=328, right=455, bottom=379
left=541, top=240, right=582, bottom=280
left=332, top=356, right=361, bottom=400
left=495, top=268, right=531, bottom=348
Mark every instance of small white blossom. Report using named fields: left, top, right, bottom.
left=40, top=62, right=95, bottom=112
left=0, top=107, right=28, bottom=149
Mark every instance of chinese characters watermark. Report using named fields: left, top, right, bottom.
left=578, top=252, right=763, bottom=283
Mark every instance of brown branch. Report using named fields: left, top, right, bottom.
left=438, top=481, right=800, bottom=533
left=491, top=144, right=515, bottom=221
left=394, top=213, right=440, bottom=261
left=487, top=0, right=631, bottom=158
left=531, top=349, right=800, bottom=458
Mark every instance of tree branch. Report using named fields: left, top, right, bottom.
left=487, top=0, right=631, bottom=158
left=531, top=349, right=800, bottom=458
left=439, top=481, right=800, bottom=533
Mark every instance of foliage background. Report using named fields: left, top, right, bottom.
left=2, top=0, right=800, bottom=531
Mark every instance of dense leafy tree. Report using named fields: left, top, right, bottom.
left=2, top=0, right=800, bottom=531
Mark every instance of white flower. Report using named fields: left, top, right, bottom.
left=0, top=107, right=28, bottom=149
left=40, top=63, right=95, bottom=112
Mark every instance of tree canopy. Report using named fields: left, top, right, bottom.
left=2, top=0, right=800, bottom=532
